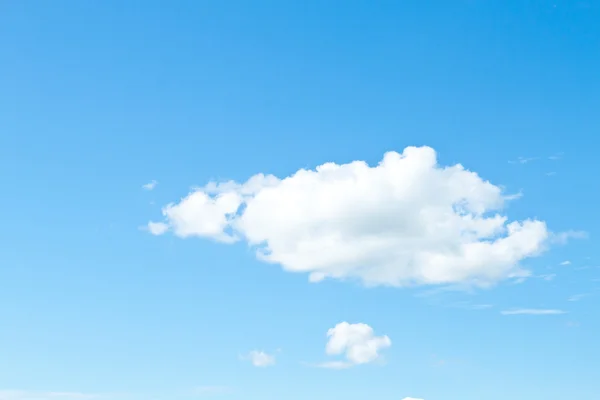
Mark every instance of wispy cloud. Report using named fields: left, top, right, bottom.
left=560, top=260, right=571, bottom=266
left=508, top=156, right=538, bottom=164
left=538, top=273, right=556, bottom=281
left=568, top=294, right=589, bottom=302
left=575, top=265, right=595, bottom=271
left=551, top=231, right=588, bottom=245
left=146, top=221, right=169, bottom=235
left=142, top=180, right=158, bottom=191
left=501, top=309, right=566, bottom=315
left=511, top=276, right=528, bottom=285
left=444, top=301, right=493, bottom=311
left=548, top=152, right=564, bottom=161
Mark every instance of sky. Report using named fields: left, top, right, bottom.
left=1, top=1, right=599, bottom=399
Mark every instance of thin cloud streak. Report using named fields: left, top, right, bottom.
left=501, top=309, right=566, bottom=315
left=508, top=156, right=538, bottom=164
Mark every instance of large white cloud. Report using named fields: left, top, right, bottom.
left=319, top=322, right=391, bottom=369
left=148, top=146, right=551, bottom=287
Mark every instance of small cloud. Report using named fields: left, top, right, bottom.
left=568, top=294, right=589, bottom=302
left=147, top=222, right=169, bottom=235
left=402, top=398, right=425, bottom=400
left=509, top=156, right=538, bottom=164
left=538, top=273, right=556, bottom=281
left=511, top=276, right=528, bottom=284
left=242, top=350, right=276, bottom=367
left=142, top=180, right=158, bottom=191
left=548, top=153, right=564, bottom=160
left=315, top=322, right=391, bottom=369
left=545, top=171, right=557, bottom=177
left=501, top=309, right=566, bottom=315
left=503, top=191, right=523, bottom=201
left=560, top=260, right=571, bottom=266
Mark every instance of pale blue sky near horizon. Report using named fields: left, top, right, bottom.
left=1, top=1, right=599, bottom=399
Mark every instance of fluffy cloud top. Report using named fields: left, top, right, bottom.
left=319, top=322, right=391, bottom=369
left=243, top=350, right=276, bottom=367
left=148, top=146, right=551, bottom=287
left=402, top=398, right=425, bottom=400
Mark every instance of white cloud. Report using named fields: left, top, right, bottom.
left=501, top=309, right=566, bottom=315
left=147, top=221, right=169, bottom=235
left=317, top=322, right=391, bottom=369
left=568, top=294, right=588, bottom=302
left=508, top=156, right=538, bottom=164
left=243, top=350, right=276, bottom=367
left=402, top=398, right=425, bottom=400
left=0, top=392, right=100, bottom=400
left=538, top=273, right=556, bottom=281
left=142, top=180, right=158, bottom=191
left=560, top=260, right=571, bottom=266
left=548, top=153, right=563, bottom=160
left=147, top=146, right=556, bottom=287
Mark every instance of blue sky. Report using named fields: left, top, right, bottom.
left=1, top=1, right=599, bottom=399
